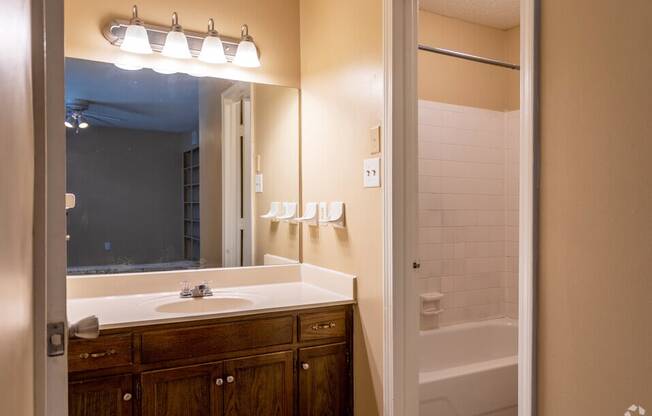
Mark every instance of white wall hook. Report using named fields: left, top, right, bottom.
left=296, top=202, right=319, bottom=225
left=323, top=201, right=345, bottom=228
left=261, top=202, right=281, bottom=221
left=277, top=202, right=298, bottom=222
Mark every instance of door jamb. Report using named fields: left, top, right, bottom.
left=32, top=0, right=67, bottom=415
left=221, top=83, right=251, bottom=267
left=382, top=0, right=539, bottom=415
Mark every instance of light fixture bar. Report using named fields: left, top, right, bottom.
left=103, top=19, right=242, bottom=61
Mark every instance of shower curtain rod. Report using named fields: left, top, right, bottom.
left=418, top=44, right=520, bottom=70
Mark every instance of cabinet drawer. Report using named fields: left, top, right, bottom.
left=141, top=315, right=294, bottom=363
left=69, top=333, right=133, bottom=373
left=299, top=309, right=346, bottom=341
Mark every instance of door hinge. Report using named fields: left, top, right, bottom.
left=47, top=322, right=66, bottom=357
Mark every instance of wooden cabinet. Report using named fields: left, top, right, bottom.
left=69, top=374, right=133, bottom=416
left=141, top=363, right=220, bottom=416
left=69, top=306, right=352, bottom=416
left=298, top=343, right=350, bottom=416
left=140, top=352, right=292, bottom=416
left=223, top=351, right=294, bottom=416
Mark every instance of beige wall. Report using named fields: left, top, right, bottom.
left=299, top=0, right=383, bottom=414
left=1, top=0, right=34, bottom=414
left=252, top=84, right=301, bottom=264
left=539, top=0, right=652, bottom=413
left=64, top=0, right=300, bottom=87
left=504, top=26, right=520, bottom=111
left=419, top=11, right=519, bottom=111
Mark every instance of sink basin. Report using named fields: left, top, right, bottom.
left=155, top=297, right=254, bottom=314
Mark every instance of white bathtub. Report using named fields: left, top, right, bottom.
left=419, top=318, right=518, bottom=416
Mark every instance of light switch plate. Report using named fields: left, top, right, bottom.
left=369, top=125, right=381, bottom=154
left=363, top=157, right=381, bottom=188
left=255, top=174, right=263, bottom=193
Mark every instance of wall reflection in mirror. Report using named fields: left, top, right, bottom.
left=65, top=58, right=299, bottom=275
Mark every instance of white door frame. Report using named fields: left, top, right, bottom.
left=382, top=0, right=419, bottom=414
left=241, top=98, right=253, bottom=267
left=33, top=0, right=68, bottom=415
left=517, top=0, right=539, bottom=413
left=382, top=0, right=539, bottom=414
left=221, top=83, right=253, bottom=267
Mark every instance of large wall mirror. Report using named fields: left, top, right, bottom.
left=65, top=58, right=300, bottom=274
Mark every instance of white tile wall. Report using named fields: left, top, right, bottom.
left=417, top=100, right=520, bottom=328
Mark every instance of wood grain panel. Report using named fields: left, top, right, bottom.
left=141, top=315, right=294, bottom=363
left=69, top=374, right=133, bottom=416
left=141, top=363, right=221, bottom=416
left=69, top=333, right=133, bottom=373
left=223, top=351, right=294, bottom=416
left=298, top=343, right=349, bottom=416
left=298, top=310, right=346, bottom=341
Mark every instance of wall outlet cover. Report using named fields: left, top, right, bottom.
left=255, top=174, right=263, bottom=193
left=363, top=157, right=381, bottom=188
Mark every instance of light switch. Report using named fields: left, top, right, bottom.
left=255, top=174, right=263, bottom=193
left=50, top=333, right=63, bottom=347
left=363, top=158, right=381, bottom=188
left=369, top=125, right=381, bottom=154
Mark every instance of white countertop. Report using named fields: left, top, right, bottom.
left=67, top=263, right=356, bottom=330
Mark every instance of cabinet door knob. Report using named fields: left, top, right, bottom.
left=301, top=362, right=310, bottom=370
left=123, top=393, right=132, bottom=401
left=215, top=378, right=224, bottom=386
left=226, top=376, right=235, bottom=383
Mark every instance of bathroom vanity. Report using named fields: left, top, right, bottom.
left=66, top=264, right=355, bottom=416
left=69, top=305, right=351, bottom=416
left=64, top=48, right=355, bottom=415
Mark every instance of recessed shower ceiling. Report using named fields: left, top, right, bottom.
left=420, top=0, right=520, bottom=30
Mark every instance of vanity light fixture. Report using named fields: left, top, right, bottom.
left=198, top=18, right=227, bottom=64
left=120, top=5, right=152, bottom=54
left=233, top=25, right=261, bottom=68
left=104, top=7, right=262, bottom=72
left=64, top=115, right=75, bottom=128
left=161, top=12, right=192, bottom=59
left=152, top=60, right=178, bottom=75
left=114, top=54, right=143, bottom=71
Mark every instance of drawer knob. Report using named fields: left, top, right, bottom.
left=79, top=349, right=116, bottom=359
left=301, top=362, right=310, bottom=370
left=226, top=376, right=235, bottom=383
left=311, top=321, right=336, bottom=331
left=215, top=378, right=224, bottom=386
left=123, top=393, right=132, bottom=401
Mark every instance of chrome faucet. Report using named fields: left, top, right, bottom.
left=179, top=281, right=213, bottom=298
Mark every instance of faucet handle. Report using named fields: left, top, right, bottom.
left=198, top=281, right=213, bottom=297
left=179, top=281, right=192, bottom=298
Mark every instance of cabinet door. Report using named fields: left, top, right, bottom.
left=69, top=374, right=133, bottom=416
left=141, top=362, right=223, bottom=416
left=223, top=351, right=293, bottom=416
left=298, top=343, right=350, bottom=416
